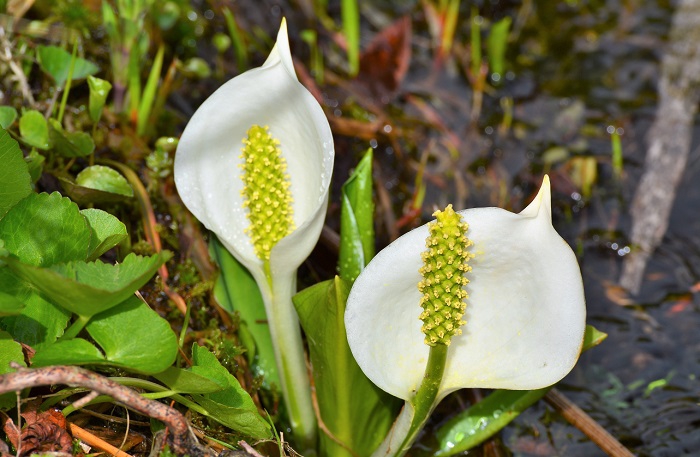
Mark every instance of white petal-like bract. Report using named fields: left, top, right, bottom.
left=174, top=20, right=334, bottom=282
left=345, top=177, right=586, bottom=401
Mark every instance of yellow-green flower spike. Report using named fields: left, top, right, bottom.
left=240, top=125, right=295, bottom=261
left=418, top=204, right=473, bottom=346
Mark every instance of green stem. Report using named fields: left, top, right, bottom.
left=57, top=41, right=78, bottom=124
left=402, top=344, right=449, bottom=449
left=59, top=315, right=91, bottom=341
left=372, top=344, right=448, bottom=457
left=260, top=269, right=317, bottom=455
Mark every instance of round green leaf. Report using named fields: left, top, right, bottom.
left=0, top=192, right=91, bottom=266
left=31, top=338, right=106, bottom=367
left=19, top=110, right=50, bottom=150
left=49, top=119, right=95, bottom=158
left=85, top=295, right=178, bottom=373
left=0, top=330, right=26, bottom=409
left=0, top=128, right=32, bottom=218
left=59, top=175, right=132, bottom=205
left=76, top=165, right=134, bottom=197
left=0, top=106, right=18, bottom=129
left=36, top=45, right=99, bottom=87
left=80, top=208, right=128, bottom=260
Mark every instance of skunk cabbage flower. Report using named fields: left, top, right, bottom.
left=345, top=177, right=585, bottom=456
left=174, top=19, right=333, bottom=448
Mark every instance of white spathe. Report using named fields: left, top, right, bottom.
left=174, top=19, right=334, bottom=285
left=345, top=177, right=586, bottom=401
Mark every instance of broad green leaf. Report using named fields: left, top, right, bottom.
left=339, top=149, right=374, bottom=282
left=0, top=268, right=71, bottom=348
left=0, top=106, right=17, bottom=129
left=434, top=325, right=608, bottom=456
left=6, top=252, right=171, bottom=318
left=87, top=75, right=112, bottom=123
left=36, top=45, right=98, bottom=87
left=80, top=208, right=128, bottom=260
left=32, top=297, right=178, bottom=374
left=0, top=330, right=26, bottom=409
left=0, top=330, right=24, bottom=372
left=25, top=149, right=45, bottom=183
left=32, top=338, right=106, bottom=367
left=19, top=110, right=50, bottom=150
left=0, top=291, right=25, bottom=316
left=85, top=295, right=178, bottom=373
left=0, top=128, right=32, bottom=218
left=293, top=277, right=401, bottom=457
left=209, top=236, right=279, bottom=387
left=153, top=366, right=226, bottom=394
left=487, top=17, right=511, bottom=81
left=49, top=119, right=95, bottom=158
left=75, top=165, right=133, bottom=197
left=59, top=175, right=132, bottom=205
left=0, top=192, right=91, bottom=266
left=193, top=397, right=272, bottom=439
left=190, top=344, right=271, bottom=438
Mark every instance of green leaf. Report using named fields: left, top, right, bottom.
left=87, top=75, right=112, bottom=123
left=25, top=149, right=45, bottom=184
left=49, top=119, right=95, bottom=158
left=0, top=128, right=32, bottom=219
left=0, top=330, right=26, bottom=409
left=0, top=291, right=25, bottom=316
left=293, top=277, right=401, bottom=457
left=31, top=338, right=106, bottom=366
left=32, top=296, right=178, bottom=374
left=487, top=17, right=511, bottom=81
left=85, top=295, right=178, bottom=373
left=36, top=45, right=98, bottom=87
left=153, top=366, right=226, bottom=394
left=433, top=325, right=608, bottom=456
left=582, top=323, right=608, bottom=349
left=6, top=252, right=171, bottom=318
left=0, top=330, right=25, bottom=373
left=209, top=236, right=279, bottom=388
left=58, top=175, right=133, bottom=205
left=75, top=165, right=133, bottom=197
left=190, top=344, right=271, bottom=439
left=0, top=270, right=71, bottom=348
left=339, top=148, right=375, bottom=282
left=19, top=110, right=50, bottom=150
left=80, top=208, right=128, bottom=260
left=435, top=388, right=549, bottom=455
left=0, top=192, right=91, bottom=266
left=0, top=106, right=17, bottom=129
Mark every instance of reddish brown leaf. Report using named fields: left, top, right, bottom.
left=358, top=16, right=412, bottom=103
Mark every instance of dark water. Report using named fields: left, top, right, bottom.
left=337, top=1, right=699, bottom=456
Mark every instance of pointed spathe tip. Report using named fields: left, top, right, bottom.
left=519, top=175, right=552, bottom=220
left=264, top=18, right=295, bottom=76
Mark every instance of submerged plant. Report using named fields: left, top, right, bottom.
left=345, top=176, right=587, bottom=456
left=174, top=19, right=334, bottom=450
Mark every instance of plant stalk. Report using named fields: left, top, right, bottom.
left=372, top=344, right=448, bottom=457
left=259, top=265, right=317, bottom=454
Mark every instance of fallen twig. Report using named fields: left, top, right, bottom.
left=545, top=388, right=634, bottom=457
left=0, top=365, right=217, bottom=457
left=68, top=423, right=134, bottom=457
